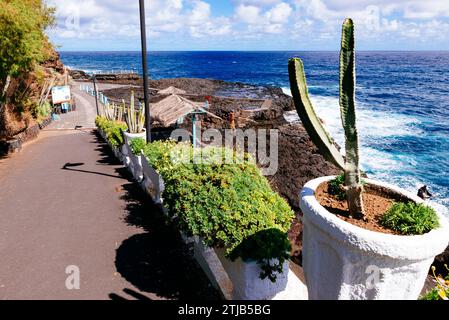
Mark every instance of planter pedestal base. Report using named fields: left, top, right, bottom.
left=193, top=238, right=308, bottom=300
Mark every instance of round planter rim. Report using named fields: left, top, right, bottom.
left=124, top=130, right=146, bottom=138
left=300, top=176, right=449, bottom=260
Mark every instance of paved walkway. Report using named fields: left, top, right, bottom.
left=0, top=84, right=218, bottom=300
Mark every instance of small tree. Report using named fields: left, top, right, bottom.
left=0, top=0, right=55, bottom=105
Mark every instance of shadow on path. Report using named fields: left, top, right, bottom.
left=61, top=162, right=125, bottom=180
left=90, top=130, right=220, bottom=300
left=109, top=288, right=154, bottom=301
left=115, top=181, right=221, bottom=300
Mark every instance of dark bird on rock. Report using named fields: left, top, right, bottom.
left=417, top=185, right=433, bottom=200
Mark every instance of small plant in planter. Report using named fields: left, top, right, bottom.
left=125, top=137, right=147, bottom=181
left=129, top=137, right=146, bottom=156
left=122, top=92, right=146, bottom=168
left=420, top=265, right=449, bottom=301
left=289, top=18, right=449, bottom=300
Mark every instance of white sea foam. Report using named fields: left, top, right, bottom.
left=282, top=87, right=292, bottom=97
left=281, top=91, right=421, bottom=144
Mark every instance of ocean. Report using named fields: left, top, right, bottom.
left=60, top=51, right=449, bottom=216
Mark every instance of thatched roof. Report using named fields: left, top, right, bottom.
left=151, top=94, right=207, bottom=127
left=157, top=86, right=187, bottom=95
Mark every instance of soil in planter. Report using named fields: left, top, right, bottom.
left=316, top=182, right=408, bottom=235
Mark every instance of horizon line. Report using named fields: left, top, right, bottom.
left=57, top=49, right=449, bottom=53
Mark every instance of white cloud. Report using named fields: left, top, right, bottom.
left=189, top=0, right=211, bottom=25
left=235, top=5, right=261, bottom=24
left=234, top=2, right=293, bottom=35
left=188, top=1, right=232, bottom=37
left=265, top=3, right=293, bottom=23
left=47, top=0, right=449, bottom=50
left=232, top=0, right=283, bottom=6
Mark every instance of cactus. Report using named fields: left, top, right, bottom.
left=289, top=18, right=365, bottom=219
left=339, top=18, right=365, bottom=218
left=104, top=102, right=116, bottom=122
left=125, top=91, right=145, bottom=133
left=288, top=59, right=345, bottom=170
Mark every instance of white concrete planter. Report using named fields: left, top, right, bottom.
left=140, top=153, right=165, bottom=204
left=214, top=247, right=289, bottom=300
left=128, top=152, right=143, bottom=181
left=123, top=130, right=147, bottom=142
left=300, top=176, right=449, bottom=300
left=121, top=131, right=146, bottom=181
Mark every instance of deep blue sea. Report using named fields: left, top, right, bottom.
left=60, top=51, right=449, bottom=215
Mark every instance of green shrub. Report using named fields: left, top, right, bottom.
left=328, top=174, right=346, bottom=200
left=129, top=138, right=146, bottom=155
left=419, top=266, right=449, bottom=300
left=143, top=141, right=295, bottom=281
left=95, top=116, right=127, bottom=147
left=228, top=229, right=292, bottom=282
left=380, top=202, right=440, bottom=235
left=420, top=288, right=442, bottom=301
left=37, top=101, right=51, bottom=118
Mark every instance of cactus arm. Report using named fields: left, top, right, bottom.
left=339, top=18, right=365, bottom=218
left=288, top=58, right=345, bottom=170
left=124, top=91, right=145, bottom=133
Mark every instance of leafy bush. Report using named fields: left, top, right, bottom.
left=328, top=174, right=346, bottom=200
left=95, top=116, right=127, bottom=147
left=143, top=141, right=295, bottom=281
left=129, top=138, right=146, bottom=155
left=228, top=229, right=292, bottom=282
left=420, top=266, right=449, bottom=300
left=0, top=0, right=55, bottom=99
left=380, top=202, right=440, bottom=235
left=420, top=288, right=444, bottom=301
left=36, top=101, right=51, bottom=118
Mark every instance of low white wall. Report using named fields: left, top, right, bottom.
left=140, top=153, right=165, bottom=204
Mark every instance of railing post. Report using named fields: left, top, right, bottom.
left=92, top=75, right=100, bottom=116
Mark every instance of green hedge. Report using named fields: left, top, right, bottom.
left=129, top=137, right=146, bottom=155
left=143, top=141, right=295, bottom=281
left=95, top=116, right=127, bottom=147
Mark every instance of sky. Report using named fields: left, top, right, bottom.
left=46, top=0, right=449, bottom=51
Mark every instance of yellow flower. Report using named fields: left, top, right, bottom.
left=438, top=289, right=447, bottom=300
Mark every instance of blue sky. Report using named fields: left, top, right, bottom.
left=47, top=0, right=449, bottom=51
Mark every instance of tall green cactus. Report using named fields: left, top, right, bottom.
left=125, top=91, right=145, bottom=133
left=339, top=18, right=364, bottom=218
left=289, top=18, right=365, bottom=219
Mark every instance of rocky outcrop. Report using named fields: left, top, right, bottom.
left=41, top=51, right=65, bottom=73
left=434, top=246, right=449, bottom=275
left=0, top=47, right=65, bottom=142
left=0, top=117, right=52, bottom=156
left=94, top=73, right=141, bottom=83
left=272, top=124, right=340, bottom=210
left=69, top=69, right=90, bottom=81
